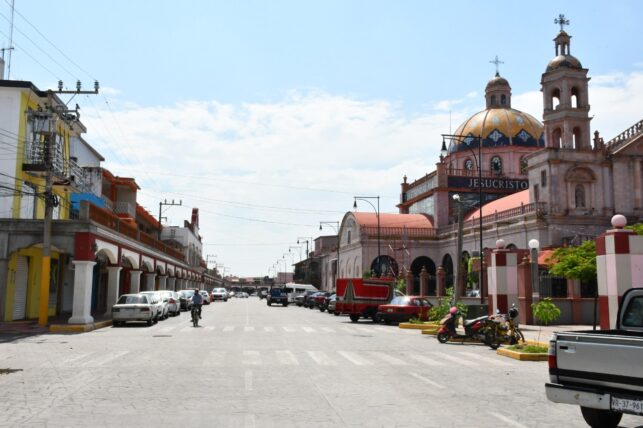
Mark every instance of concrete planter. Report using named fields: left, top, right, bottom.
left=496, top=347, right=548, bottom=361
left=399, top=322, right=439, bottom=330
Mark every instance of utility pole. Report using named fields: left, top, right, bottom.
left=38, top=81, right=99, bottom=326
left=158, top=199, right=182, bottom=240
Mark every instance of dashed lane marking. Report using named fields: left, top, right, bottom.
left=409, top=372, right=446, bottom=389
left=79, top=350, right=129, bottom=367
left=242, top=351, right=262, bottom=365
left=407, top=354, right=444, bottom=367
left=307, top=351, right=335, bottom=366
left=276, top=350, right=299, bottom=365
left=487, top=411, right=529, bottom=428
left=205, top=326, right=215, bottom=331
left=263, top=326, right=275, bottom=332
left=223, top=326, right=235, bottom=332
left=337, top=351, right=373, bottom=366
left=370, top=351, right=408, bottom=366
left=456, top=351, right=512, bottom=367
left=429, top=352, right=477, bottom=367
left=244, top=326, right=255, bottom=332
left=282, top=326, right=296, bottom=332
left=301, top=326, right=315, bottom=333
left=320, top=327, right=335, bottom=333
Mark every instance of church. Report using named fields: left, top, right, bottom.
left=329, top=16, right=643, bottom=321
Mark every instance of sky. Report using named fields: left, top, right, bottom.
left=2, top=1, right=642, bottom=277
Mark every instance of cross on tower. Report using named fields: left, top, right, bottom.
left=489, top=55, right=504, bottom=76
left=555, top=13, right=570, bottom=32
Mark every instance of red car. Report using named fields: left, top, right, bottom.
left=376, top=296, right=433, bottom=324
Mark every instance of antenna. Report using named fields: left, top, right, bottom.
left=7, top=0, right=15, bottom=79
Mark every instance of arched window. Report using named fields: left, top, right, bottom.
left=490, top=156, right=502, bottom=174
left=571, top=87, right=579, bottom=108
left=575, top=184, right=586, bottom=208
left=347, top=230, right=351, bottom=245
left=491, top=95, right=497, bottom=105
left=552, top=88, right=561, bottom=110
left=520, top=157, right=528, bottom=175
left=501, top=94, right=507, bottom=105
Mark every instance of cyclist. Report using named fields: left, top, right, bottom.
left=191, top=288, right=204, bottom=319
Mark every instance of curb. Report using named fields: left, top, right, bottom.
left=496, top=347, right=548, bottom=361
left=399, top=323, right=438, bottom=330
left=49, top=319, right=112, bottom=333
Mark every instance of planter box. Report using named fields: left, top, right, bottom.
left=399, top=322, right=438, bottom=330
left=496, top=347, right=548, bottom=361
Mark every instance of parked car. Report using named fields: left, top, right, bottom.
left=376, top=296, right=433, bottom=324
left=307, top=291, right=327, bottom=309
left=312, top=292, right=332, bottom=311
left=296, top=290, right=318, bottom=307
left=199, top=290, right=211, bottom=305
left=140, top=291, right=167, bottom=321
left=178, top=289, right=195, bottom=311
left=112, top=294, right=156, bottom=326
left=321, top=293, right=336, bottom=313
left=327, top=294, right=337, bottom=315
left=237, top=292, right=249, bottom=298
left=211, top=288, right=228, bottom=302
left=160, top=290, right=181, bottom=316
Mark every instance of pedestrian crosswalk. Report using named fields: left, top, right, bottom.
left=156, top=324, right=412, bottom=335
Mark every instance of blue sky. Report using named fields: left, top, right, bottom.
left=3, top=1, right=643, bottom=277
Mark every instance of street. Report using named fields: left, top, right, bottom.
left=0, top=298, right=640, bottom=428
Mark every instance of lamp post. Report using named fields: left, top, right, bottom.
left=353, top=196, right=381, bottom=276
left=442, top=134, right=484, bottom=302
left=452, top=194, right=465, bottom=305
left=297, top=236, right=313, bottom=284
left=320, top=221, right=340, bottom=291
left=528, top=239, right=539, bottom=303
left=289, top=246, right=302, bottom=261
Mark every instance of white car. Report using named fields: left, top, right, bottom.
left=211, top=288, right=228, bottom=302
left=160, top=290, right=181, bottom=316
left=112, top=294, right=156, bottom=326
left=140, top=291, right=167, bottom=321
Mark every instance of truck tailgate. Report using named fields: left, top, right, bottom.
left=552, top=332, right=643, bottom=393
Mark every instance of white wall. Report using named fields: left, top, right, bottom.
left=0, top=90, right=22, bottom=218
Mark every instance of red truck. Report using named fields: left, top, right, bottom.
left=335, top=277, right=396, bottom=323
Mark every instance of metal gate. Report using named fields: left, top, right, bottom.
left=538, top=271, right=567, bottom=298
left=12, top=256, right=28, bottom=320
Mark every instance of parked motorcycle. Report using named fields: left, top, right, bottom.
left=436, top=307, right=500, bottom=349
left=488, top=304, right=525, bottom=345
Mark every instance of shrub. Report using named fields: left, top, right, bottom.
left=428, top=287, right=468, bottom=321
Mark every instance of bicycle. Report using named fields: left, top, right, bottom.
left=191, top=305, right=200, bottom=327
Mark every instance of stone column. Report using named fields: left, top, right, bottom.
left=145, top=273, right=156, bottom=291
left=130, top=270, right=142, bottom=294
left=596, top=215, right=643, bottom=329
left=104, top=266, right=122, bottom=317
left=158, top=276, right=167, bottom=290
left=419, top=266, right=429, bottom=296
left=68, top=260, right=96, bottom=324
left=405, top=269, right=413, bottom=296
left=436, top=266, right=446, bottom=297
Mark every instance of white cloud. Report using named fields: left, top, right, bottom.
left=79, top=71, right=643, bottom=276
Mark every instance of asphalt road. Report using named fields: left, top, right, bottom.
left=0, top=297, right=641, bottom=428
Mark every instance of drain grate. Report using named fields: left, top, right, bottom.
left=0, top=368, right=23, bottom=375
left=152, top=334, right=172, bottom=338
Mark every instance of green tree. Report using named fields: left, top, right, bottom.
left=531, top=298, right=561, bottom=343
left=625, top=223, right=643, bottom=235
left=548, top=240, right=596, bottom=283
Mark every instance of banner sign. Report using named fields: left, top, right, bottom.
left=448, top=176, right=529, bottom=191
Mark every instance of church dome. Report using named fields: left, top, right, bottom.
left=486, top=74, right=510, bottom=89
left=546, top=54, right=583, bottom=72
left=449, top=108, right=544, bottom=153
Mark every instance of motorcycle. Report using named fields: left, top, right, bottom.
left=488, top=304, right=525, bottom=345
left=436, top=307, right=500, bottom=350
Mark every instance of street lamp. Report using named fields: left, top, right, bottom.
left=320, top=221, right=340, bottom=291
left=353, top=196, right=381, bottom=276
left=452, top=194, right=465, bottom=305
left=528, top=239, right=539, bottom=303
left=289, top=246, right=302, bottom=261
left=442, top=133, right=484, bottom=302
left=297, top=237, right=313, bottom=258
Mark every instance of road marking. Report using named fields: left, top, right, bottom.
left=158, top=325, right=179, bottom=333
left=429, top=352, right=477, bottom=367
left=301, top=326, right=315, bottom=333
left=223, top=326, right=235, bottom=332
left=282, top=326, right=296, bottom=332
left=276, top=350, right=299, bottom=365
left=242, top=351, right=262, bottom=365
left=407, top=354, right=444, bottom=367
left=456, top=351, right=512, bottom=367
left=203, top=351, right=226, bottom=367
left=409, top=372, right=446, bottom=389
left=307, top=351, right=334, bottom=366
left=372, top=326, right=395, bottom=334
left=370, top=352, right=408, bottom=366
left=263, top=326, right=274, bottom=332
left=339, top=326, right=358, bottom=334
left=320, top=327, right=335, bottom=333
left=205, top=326, right=215, bottom=331
left=244, top=326, right=255, bottom=332
left=244, top=370, right=253, bottom=391
left=80, top=350, right=129, bottom=367
left=180, top=326, right=195, bottom=333
left=337, top=351, right=373, bottom=366
left=487, top=411, right=529, bottom=428
left=63, top=352, right=96, bottom=366
left=356, top=326, right=376, bottom=334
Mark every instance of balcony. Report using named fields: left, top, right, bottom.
left=114, top=201, right=136, bottom=218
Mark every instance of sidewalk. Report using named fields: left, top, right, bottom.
left=0, top=313, right=112, bottom=335
left=519, top=324, right=598, bottom=346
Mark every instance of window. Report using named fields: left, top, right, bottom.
left=541, top=170, right=547, bottom=187
left=347, top=230, right=351, bottom=245
left=490, top=156, right=502, bottom=174
left=533, top=184, right=540, bottom=202
left=520, top=157, right=528, bottom=175
left=491, top=95, right=497, bottom=105
left=575, top=184, right=586, bottom=208
left=464, top=159, right=474, bottom=171
left=501, top=94, right=507, bottom=105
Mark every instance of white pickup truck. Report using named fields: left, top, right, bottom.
left=546, top=288, right=643, bottom=428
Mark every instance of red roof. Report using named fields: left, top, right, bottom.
left=464, top=189, right=530, bottom=221
left=352, top=212, right=433, bottom=229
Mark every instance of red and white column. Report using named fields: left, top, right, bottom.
left=487, top=239, right=519, bottom=315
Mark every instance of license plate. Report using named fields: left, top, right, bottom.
left=611, top=396, right=643, bottom=414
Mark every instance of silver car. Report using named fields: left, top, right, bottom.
left=140, top=291, right=167, bottom=321
left=112, top=294, right=155, bottom=326
left=160, top=290, right=181, bottom=316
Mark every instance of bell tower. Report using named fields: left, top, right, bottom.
left=541, top=14, right=592, bottom=150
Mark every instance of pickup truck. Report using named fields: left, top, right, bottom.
left=545, top=287, right=643, bottom=428
left=267, top=287, right=289, bottom=307
left=335, top=277, right=395, bottom=322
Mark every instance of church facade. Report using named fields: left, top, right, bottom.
left=331, top=18, right=643, bottom=322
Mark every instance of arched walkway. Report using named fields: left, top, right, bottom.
left=410, top=256, right=436, bottom=295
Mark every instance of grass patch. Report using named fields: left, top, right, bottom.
left=506, top=344, right=547, bottom=353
